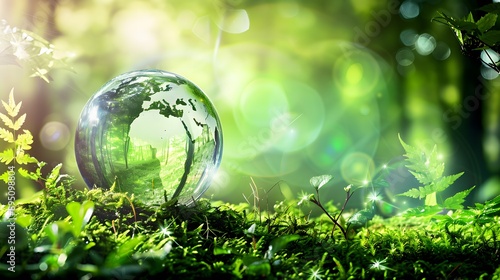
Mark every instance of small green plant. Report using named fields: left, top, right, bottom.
left=398, top=135, right=475, bottom=210
left=0, top=89, right=73, bottom=206
left=300, top=174, right=383, bottom=240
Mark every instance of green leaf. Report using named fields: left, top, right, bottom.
left=105, top=237, right=144, bottom=268
left=399, top=135, right=444, bottom=185
left=242, top=256, right=271, bottom=276
left=443, top=186, right=475, bottom=210
left=479, top=30, right=500, bottom=46
left=0, top=127, right=14, bottom=143
left=398, top=187, right=422, bottom=199
left=310, top=175, right=332, bottom=190
left=477, top=13, right=497, bottom=33
left=18, top=167, right=39, bottom=181
left=1, top=89, right=21, bottom=117
left=0, top=148, right=15, bottom=164
left=433, top=172, right=464, bottom=193
left=16, top=130, right=34, bottom=150
left=0, top=171, right=10, bottom=183
left=0, top=112, right=14, bottom=129
left=268, top=234, right=300, bottom=259
left=46, top=163, right=62, bottom=188
left=15, top=151, right=37, bottom=164
left=347, top=207, right=375, bottom=229
left=66, top=200, right=94, bottom=237
left=213, top=247, right=235, bottom=255
left=478, top=3, right=500, bottom=14
left=12, top=113, right=26, bottom=130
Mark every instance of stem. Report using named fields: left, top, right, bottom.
left=311, top=193, right=347, bottom=239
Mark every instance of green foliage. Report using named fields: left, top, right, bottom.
left=0, top=20, right=68, bottom=82
left=0, top=89, right=36, bottom=170
left=398, top=135, right=474, bottom=209
left=433, top=3, right=500, bottom=71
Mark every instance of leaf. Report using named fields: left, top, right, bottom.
left=18, top=167, right=38, bottom=181
left=213, top=247, right=235, bottom=255
left=443, top=186, right=475, bottom=210
left=478, top=3, right=500, bottom=14
left=1, top=89, right=21, bottom=117
left=15, top=130, right=34, bottom=150
left=268, top=234, right=300, bottom=259
left=0, top=127, right=14, bottom=143
left=432, top=172, right=464, bottom=193
left=0, top=148, right=15, bottom=164
left=347, top=207, right=375, bottom=229
left=477, top=13, right=498, bottom=33
left=310, top=175, right=333, bottom=190
left=46, top=163, right=62, bottom=188
left=66, top=200, right=94, bottom=237
left=13, top=113, right=26, bottom=130
left=15, top=151, right=37, bottom=164
left=0, top=171, right=10, bottom=183
left=399, top=135, right=443, bottom=185
left=0, top=112, right=14, bottom=129
left=479, top=30, right=500, bottom=46
left=398, top=187, right=422, bottom=199
left=105, top=237, right=144, bottom=268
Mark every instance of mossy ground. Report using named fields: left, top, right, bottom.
left=1, top=184, right=499, bottom=279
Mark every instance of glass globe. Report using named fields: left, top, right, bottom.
left=75, top=69, right=223, bottom=206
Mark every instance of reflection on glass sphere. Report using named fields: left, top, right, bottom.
left=75, top=69, right=223, bottom=206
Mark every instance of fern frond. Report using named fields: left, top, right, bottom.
left=433, top=172, right=464, bottom=193
left=16, top=130, right=34, bottom=150
left=16, top=151, right=38, bottom=165
left=0, top=148, right=15, bottom=164
left=443, top=186, right=475, bottom=210
left=0, top=127, right=14, bottom=143
left=1, top=89, right=21, bottom=117
left=13, top=113, right=26, bottom=130
left=0, top=112, right=14, bottom=129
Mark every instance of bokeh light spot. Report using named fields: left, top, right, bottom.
left=400, top=1, right=420, bottom=19
left=400, top=29, right=418, bottom=46
left=480, top=49, right=500, bottom=67
left=395, top=48, right=414, bottom=66
left=481, top=64, right=499, bottom=80
left=346, top=63, right=363, bottom=84
left=333, top=48, right=381, bottom=100
left=237, top=78, right=288, bottom=127
left=441, top=85, right=460, bottom=106
left=273, top=81, right=325, bottom=153
left=432, top=42, right=451, bottom=60
left=40, top=121, right=71, bottom=151
left=415, top=33, right=436, bottom=56
left=340, top=152, right=375, bottom=185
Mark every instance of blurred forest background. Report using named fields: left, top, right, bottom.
left=1, top=0, right=500, bottom=210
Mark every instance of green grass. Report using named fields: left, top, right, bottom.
left=1, top=185, right=499, bottom=279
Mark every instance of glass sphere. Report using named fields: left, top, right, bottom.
left=75, top=69, right=223, bottom=206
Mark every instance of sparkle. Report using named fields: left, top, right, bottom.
left=309, top=268, right=323, bottom=280
left=298, top=191, right=311, bottom=206
left=367, top=192, right=382, bottom=203
left=370, top=258, right=389, bottom=271
left=160, top=221, right=175, bottom=237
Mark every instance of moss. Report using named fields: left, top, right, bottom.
left=1, top=184, right=499, bottom=279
